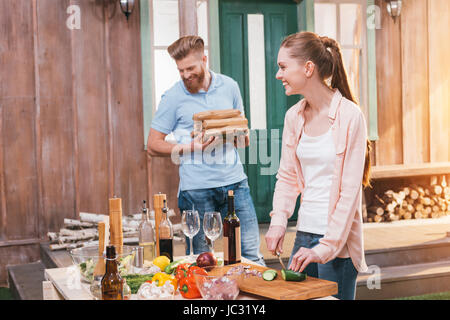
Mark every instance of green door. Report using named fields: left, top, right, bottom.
left=219, top=0, right=300, bottom=223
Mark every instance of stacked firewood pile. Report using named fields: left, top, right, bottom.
left=366, top=176, right=450, bottom=223
left=47, top=211, right=183, bottom=251
left=192, top=109, right=249, bottom=143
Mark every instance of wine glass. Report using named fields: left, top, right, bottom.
left=203, top=212, right=222, bottom=254
left=181, top=210, right=200, bottom=261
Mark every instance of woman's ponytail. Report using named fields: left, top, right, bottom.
left=320, top=36, right=372, bottom=188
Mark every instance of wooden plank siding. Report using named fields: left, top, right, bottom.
left=374, top=0, right=403, bottom=166
left=0, top=0, right=147, bottom=285
left=428, top=0, right=450, bottom=163
left=372, top=0, right=449, bottom=175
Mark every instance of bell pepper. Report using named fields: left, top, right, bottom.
left=179, top=275, right=202, bottom=299
left=175, top=263, right=191, bottom=282
left=187, top=266, right=208, bottom=278
left=151, top=272, right=177, bottom=289
left=177, top=265, right=209, bottom=299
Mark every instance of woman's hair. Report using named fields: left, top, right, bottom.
left=281, top=31, right=371, bottom=188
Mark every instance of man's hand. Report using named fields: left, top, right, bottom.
left=265, top=225, right=286, bottom=256
left=191, top=132, right=216, bottom=152
left=288, top=247, right=321, bottom=273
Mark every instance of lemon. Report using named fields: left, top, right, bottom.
left=153, top=256, right=171, bottom=271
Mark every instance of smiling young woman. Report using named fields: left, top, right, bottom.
left=265, top=31, right=371, bottom=300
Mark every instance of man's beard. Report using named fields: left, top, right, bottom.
left=183, top=68, right=206, bottom=94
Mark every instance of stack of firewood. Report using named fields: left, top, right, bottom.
left=47, top=211, right=182, bottom=251
left=366, top=175, right=450, bottom=223
left=192, top=109, right=249, bottom=143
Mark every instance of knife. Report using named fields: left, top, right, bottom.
left=276, top=251, right=287, bottom=270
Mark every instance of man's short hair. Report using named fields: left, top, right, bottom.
left=167, top=36, right=205, bottom=60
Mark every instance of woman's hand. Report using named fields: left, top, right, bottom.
left=289, top=247, right=321, bottom=272
left=265, top=225, right=286, bottom=255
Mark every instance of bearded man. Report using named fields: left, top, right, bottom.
left=147, top=36, right=265, bottom=266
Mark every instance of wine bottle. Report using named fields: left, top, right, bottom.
left=138, top=200, right=156, bottom=263
left=223, top=190, right=241, bottom=265
left=101, top=245, right=123, bottom=300
left=158, top=199, right=173, bottom=261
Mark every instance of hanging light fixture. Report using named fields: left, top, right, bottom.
left=119, top=0, right=135, bottom=20
left=385, top=0, right=402, bottom=21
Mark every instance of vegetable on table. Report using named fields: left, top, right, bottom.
left=281, top=269, right=307, bottom=282
left=164, top=259, right=187, bottom=274
left=262, top=269, right=278, bottom=281
left=122, top=274, right=155, bottom=294
left=177, top=265, right=208, bottom=299
left=196, top=252, right=217, bottom=269
left=151, top=272, right=178, bottom=288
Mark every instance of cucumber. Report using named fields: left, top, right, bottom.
left=281, top=269, right=307, bottom=282
left=262, top=269, right=278, bottom=281
left=164, top=259, right=186, bottom=274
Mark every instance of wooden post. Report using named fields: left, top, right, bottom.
left=109, top=197, right=123, bottom=254
left=153, top=193, right=167, bottom=256
left=179, top=0, right=198, bottom=37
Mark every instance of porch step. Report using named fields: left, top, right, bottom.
left=356, top=259, right=450, bottom=300
left=364, top=238, right=450, bottom=268
left=40, top=243, right=73, bottom=269
left=7, top=261, right=46, bottom=300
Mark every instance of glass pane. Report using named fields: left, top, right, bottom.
left=154, top=49, right=181, bottom=109
left=153, top=0, right=179, bottom=46
left=340, top=4, right=362, bottom=46
left=341, top=49, right=361, bottom=103
left=314, top=3, right=337, bottom=39
left=247, top=14, right=267, bottom=130
left=197, top=0, right=209, bottom=46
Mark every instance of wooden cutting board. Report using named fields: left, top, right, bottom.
left=221, top=263, right=338, bottom=300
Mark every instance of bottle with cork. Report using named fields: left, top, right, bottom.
left=138, top=200, right=156, bottom=262
left=158, top=199, right=173, bottom=261
left=101, top=245, right=123, bottom=300
left=223, top=190, right=241, bottom=265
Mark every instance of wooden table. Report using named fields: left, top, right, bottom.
left=43, top=252, right=337, bottom=300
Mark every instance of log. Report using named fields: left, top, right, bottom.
left=433, top=185, right=443, bottom=195
left=410, top=189, right=420, bottom=200
left=59, top=228, right=97, bottom=238
left=431, top=211, right=441, bottom=219
left=368, top=206, right=384, bottom=216
left=64, top=219, right=95, bottom=229
left=192, top=109, right=241, bottom=121
left=388, top=212, right=400, bottom=222
left=402, top=187, right=411, bottom=197
left=430, top=175, right=438, bottom=186
left=420, top=197, right=431, bottom=206
left=414, top=211, right=423, bottom=219
left=202, top=117, right=248, bottom=130
left=402, top=211, right=412, bottom=220
left=80, top=212, right=139, bottom=229
left=49, top=243, right=84, bottom=251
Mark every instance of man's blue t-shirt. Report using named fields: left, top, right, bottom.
left=151, top=71, right=247, bottom=191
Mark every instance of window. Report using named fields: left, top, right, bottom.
left=150, top=0, right=210, bottom=111
left=314, top=0, right=369, bottom=119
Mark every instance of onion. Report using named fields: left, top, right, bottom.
left=196, top=252, right=218, bottom=269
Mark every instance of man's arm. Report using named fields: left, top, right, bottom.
left=147, top=128, right=215, bottom=157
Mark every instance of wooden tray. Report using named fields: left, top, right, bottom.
left=221, top=263, right=338, bottom=300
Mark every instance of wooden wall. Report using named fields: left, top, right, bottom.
left=0, top=0, right=148, bottom=285
left=373, top=0, right=450, bottom=169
